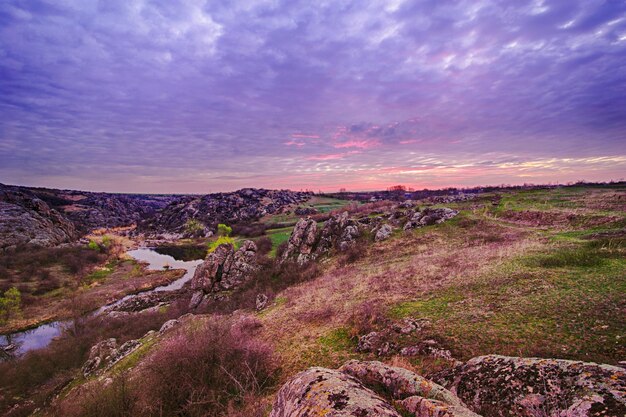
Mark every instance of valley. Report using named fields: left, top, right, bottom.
left=0, top=182, right=624, bottom=416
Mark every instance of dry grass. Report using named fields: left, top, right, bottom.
left=257, top=212, right=534, bottom=376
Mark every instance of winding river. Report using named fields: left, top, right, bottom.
left=0, top=248, right=204, bottom=357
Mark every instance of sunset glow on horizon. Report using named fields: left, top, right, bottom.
left=1, top=1, right=625, bottom=193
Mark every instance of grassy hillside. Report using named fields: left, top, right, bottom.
left=2, top=185, right=624, bottom=416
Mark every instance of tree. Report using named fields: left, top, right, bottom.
left=0, top=287, right=21, bottom=324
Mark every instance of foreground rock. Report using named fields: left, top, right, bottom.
left=189, top=241, right=259, bottom=307
left=270, top=360, right=478, bottom=417
left=432, top=355, right=626, bottom=417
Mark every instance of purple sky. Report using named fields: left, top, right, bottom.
left=1, top=0, right=625, bottom=193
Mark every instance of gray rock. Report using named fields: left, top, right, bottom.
left=374, top=224, right=393, bottom=241
left=340, top=360, right=471, bottom=410
left=404, top=207, right=458, bottom=230
left=399, top=340, right=459, bottom=364
left=189, top=291, right=204, bottom=309
left=391, top=317, right=430, bottom=334
left=82, top=337, right=143, bottom=377
left=432, top=355, right=626, bottom=417
left=269, top=367, right=402, bottom=417
left=315, top=212, right=361, bottom=255
left=191, top=240, right=259, bottom=294
left=281, top=217, right=318, bottom=265
left=159, top=319, right=179, bottom=334
left=269, top=361, right=478, bottom=417
left=0, top=186, right=77, bottom=249
left=256, top=293, right=269, bottom=311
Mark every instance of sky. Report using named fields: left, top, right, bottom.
left=0, top=0, right=625, bottom=193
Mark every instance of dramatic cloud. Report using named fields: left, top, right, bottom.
left=0, top=0, right=624, bottom=192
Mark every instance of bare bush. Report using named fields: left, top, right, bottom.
left=137, top=317, right=277, bottom=417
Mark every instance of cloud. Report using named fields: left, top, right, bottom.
left=0, top=0, right=624, bottom=192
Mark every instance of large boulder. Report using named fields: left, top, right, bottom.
left=404, top=207, right=458, bottom=230
left=269, top=367, right=403, bottom=417
left=432, top=355, right=626, bottom=417
left=269, top=360, right=478, bottom=417
left=191, top=240, right=259, bottom=294
left=281, top=217, right=318, bottom=265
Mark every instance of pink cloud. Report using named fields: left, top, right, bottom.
left=284, top=140, right=305, bottom=147
left=399, top=139, right=418, bottom=145
left=333, top=139, right=381, bottom=149
left=291, top=133, right=320, bottom=139
left=306, top=150, right=361, bottom=160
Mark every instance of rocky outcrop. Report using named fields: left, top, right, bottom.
left=374, top=224, right=393, bottom=241
left=281, top=217, right=318, bottom=265
left=432, top=355, right=626, bottom=417
left=140, top=189, right=311, bottom=237
left=270, top=367, right=401, bottom=417
left=404, top=207, right=458, bottom=230
left=0, top=184, right=78, bottom=250
left=104, top=290, right=183, bottom=313
left=189, top=241, right=259, bottom=306
left=269, top=361, right=478, bottom=417
left=315, top=212, right=360, bottom=254
left=82, top=338, right=142, bottom=377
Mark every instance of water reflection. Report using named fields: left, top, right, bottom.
left=0, top=247, right=205, bottom=358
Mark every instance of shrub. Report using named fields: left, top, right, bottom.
left=217, top=223, right=233, bottom=237
left=0, top=287, right=21, bottom=323
left=275, top=241, right=288, bottom=259
left=347, top=300, right=387, bottom=338
left=137, top=318, right=277, bottom=417
left=207, top=236, right=235, bottom=253
left=59, top=372, right=137, bottom=417
left=232, top=222, right=267, bottom=237
left=184, top=219, right=206, bottom=237
left=255, top=236, right=272, bottom=255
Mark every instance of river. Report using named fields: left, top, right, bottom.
left=0, top=248, right=204, bottom=358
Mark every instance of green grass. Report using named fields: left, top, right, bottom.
left=318, top=327, right=355, bottom=351
left=84, top=260, right=117, bottom=283
left=390, top=290, right=464, bottom=320
left=388, top=236, right=626, bottom=363
left=266, top=228, right=292, bottom=257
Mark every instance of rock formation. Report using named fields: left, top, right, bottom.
left=315, top=212, right=360, bottom=254
left=82, top=338, right=142, bottom=378
left=269, top=360, right=478, bottom=417
left=432, top=355, right=626, bottom=417
left=0, top=184, right=77, bottom=250
left=281, top=218, right=318, bottom=265
left=374, top=223, right=393, bottom=241
left=140, top=189, right=311, bottom=237
left=404, top=207, right=459, bottom=230
left=189, top=241, right=259, bottom=306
